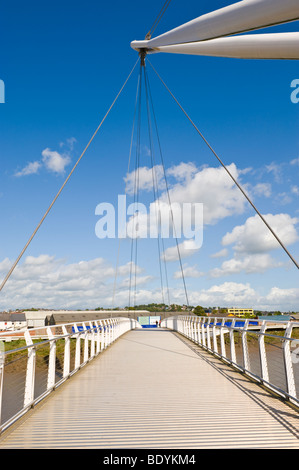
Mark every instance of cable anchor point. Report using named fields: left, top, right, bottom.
left=139, top=49, right=147, bottom=67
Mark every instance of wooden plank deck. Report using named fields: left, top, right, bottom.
left=0, top=328, right=298, bottom=449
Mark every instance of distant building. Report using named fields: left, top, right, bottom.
left=44, top=310, right=150, bottom=326
left=23, top=310, right=52, bottom=328
left=0, top=312, right=27, bottom=331
left=1, top=309, right=179, bottom=329
left=227, top=308, right=254, bottom=317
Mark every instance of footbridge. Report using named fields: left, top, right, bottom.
left=0, top=316, right=298, bottom=449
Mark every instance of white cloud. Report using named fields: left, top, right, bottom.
left=290, top=157, right=299, bottom=166
left=209, top=254, right=282, bottom=278
left=187, top=282, right=299, bottom=311
left=160, top=162, right=247, bottom=226
left=14, top=138, right=75, bottom=177
left=60, top=137, right=77, bottom=151
left=41, top=148, right=71, bottom=174
left=210, top=248, right=228, bottom=259
left=188, top=281, right=258, bottom=308
left=222, top=213, right=299, bottom=255
left=124, top=165, right=165, bottom=195
left=117, top=275, right=154, bottom=289
left=264, top=287, right=299, bottom=309
left=276, top=192, right=292, bottom=206
left=0, top=255, right=148, bottom=310
left=14, top=161, right=42, bottom=177
left=208, top=213, right=298, bottom=279
left=166, top=162, right=198, bottom=182
left=125, top=162, right=248, bottom=227
left=121, top=282, right=299, bottom=311
left=265, top=162, right=283, bottom=183
left=162, top=239, right=200, bottom=262
left=291, top=185, right=299, bottom=196
left=0, top=258, right=13, bottom=273
left=252, top=183, right=272, bottom=198
left=1, top=254, right=298, bottom=311
left=173, top=264, right=204, bottom=279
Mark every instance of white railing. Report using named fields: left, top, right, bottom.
left=0, top=317, right=141, bottom=433
left=162, top=315, right=299, bottom=407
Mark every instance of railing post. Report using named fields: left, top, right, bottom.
left=180, top=317, right=184, bottom=335
left=183, top=317, right=187, bottom=337
left=283, top=322, right=297, bottom=399
left=118, top=319, right=122, bottom=338
left=206, top=318, right=211, bottom=350
left=94, top=321, right=101, bottom=355
left=111, top=319, right=115, bottom=343
left=24, top=330, right=36, bottom=408
left=259, top=321, right=269, bottom=383
left=229, top=319, right=236, bottom=364
left=82, top=323, right=89, bottom=363
left=197, top=317, right=202, bottom=345
left=241, top=319, right=250, bottom=371
left=201, top=318, right=206, bottom=347
left=106, top=320, right=110, bottom=347
left=115, top=319, right=118, bottom=340
left=103, top=320, right=108, bottom=348
left=109, top=319, right=113, bottom=343
left=189, top=317, right=192, bottom=340
left=186, top=317, right=190, bottom=339
left=212, top=318, right=218, bottom=354
left=0, top=340, right=4, bottom=427
left=74, top=323, right=81, bottom=370
left=194, top=317, right=199, bottom=343
left=47, top=327, right=56, bottom=391
left=62, top=325, right=70, bottom=378
left=193, top=318, right=197, bottom=342
left=190, top=317, right=194, bottom=341
left=114, top=319, right=118, bottom=340
left=99, top=321, right=104, bottom=350
left=89, top=321, right=95, bottom=359
left=220, top=318, right=226, bottom=358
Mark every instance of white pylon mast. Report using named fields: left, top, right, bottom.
left=131, top=0, right=299, bottom=60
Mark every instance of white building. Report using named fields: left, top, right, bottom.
left=0, top=313, right=27, bottom=331
left=24, top=309, right=151, bottom=328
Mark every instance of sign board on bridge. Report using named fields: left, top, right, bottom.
left=137, top=316, right=161, bottom=328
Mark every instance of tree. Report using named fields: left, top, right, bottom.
left=193, top=305, right=207, bottom=316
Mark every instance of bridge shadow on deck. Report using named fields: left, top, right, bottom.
left=121, top=328, right=202, bottom=360
left=175, top=332, right=299, bottom=440
left=0, top=327, right=298, bottom=449
left=124, top=328, right=299, bottom=439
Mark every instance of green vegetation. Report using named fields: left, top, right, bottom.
left=3, top=338, right=78, bottom=373
left=124, top=303, right=191, bottom=312
left=193, top=306, right=207, bottom=316
left=222, top=328, right=299, bottom=346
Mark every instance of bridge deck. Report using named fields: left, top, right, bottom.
left=0, top=328, right=298, bottom=449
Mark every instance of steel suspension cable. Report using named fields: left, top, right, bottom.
left=134, top=64, right=143, bottom=307
left=128, top=61, right=143, bottom=307
left=111, top=72, right=141, bottom=309
left=143, top=65, right=172, bottom=307
left=143, top=64, right=167, bottom=306
left=146, top=0, right=174, bottom=40
left=144, top=62, right=190, bottom=307
left=0, top=59, right=139, bottom=294
left=148, top=59, right=299, bottom=271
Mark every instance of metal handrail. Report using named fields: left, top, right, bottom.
left=0, top=317, right=141, bottom=433
left=162, top=315, right=299, bottom=408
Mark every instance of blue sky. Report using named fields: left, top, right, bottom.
left=0, top=0, right=298, bottom=311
